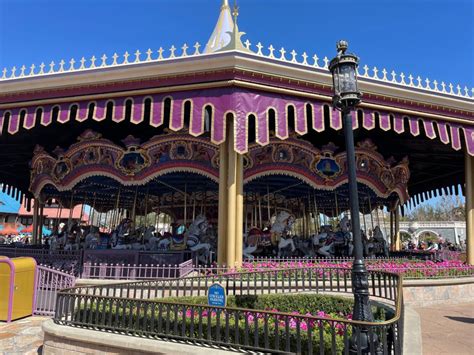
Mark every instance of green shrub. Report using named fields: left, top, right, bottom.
left=74, top=294, right=389, bottom=354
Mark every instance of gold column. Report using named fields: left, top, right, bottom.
left=394, top=205, right=401, bottom=251
left=226, top=120, right=237, bottom=267
left=234, top=153, right=244, bottom=266
left=217, top=140, right=228, bottom=265
left=466, top=152, right=474, bottom=265
left=389, top=211, right=394, bottom=248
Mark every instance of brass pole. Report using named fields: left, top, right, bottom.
left=466, top=152, right=474, bottom=265
left=38, top=203, right=44, bottom=245
left=266, top=185, right=271, bottom=224
left=368, top=197, right=374, bottom=230
left=184, top=183, right=187, bottom=227
left=144, top=188, right=149, bottom=226
left=313, top=192, right=319, bottom=232
left=32, top=199, right=39, bottom=244
left=132, top=187, right=138, bottom=227
left=67, top=193, right=74, bottom=227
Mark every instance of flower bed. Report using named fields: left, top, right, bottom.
left=76, top=294, right=389, bottom=354
left=222, top=260, right=474, bottom=279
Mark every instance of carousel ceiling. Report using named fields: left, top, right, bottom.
left=28, top=130, right=408, bottom=212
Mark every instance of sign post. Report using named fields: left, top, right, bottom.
left=207, top=282, right=226, bottom=308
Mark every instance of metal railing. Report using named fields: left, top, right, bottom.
left=35, top=265, right=76, bottom=316
left=80, top=259, right=194, bottom=280
left=54, top=266, right=404, bottom=354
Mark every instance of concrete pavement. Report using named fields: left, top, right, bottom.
left=415, top=302, right=474, bottom=355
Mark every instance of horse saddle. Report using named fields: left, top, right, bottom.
left=333, top=232, right=347, bottom=245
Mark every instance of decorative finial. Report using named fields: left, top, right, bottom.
left=232, top=3, right=239, bottom=20
left=181, top=43, right=189, bottom=56
left=59, top=60, right=65, bottom=72
left=193, top=42, right=201, bottom=55
left=145, top=48, right=153, bottom=61
left=336, top=40, right=348, bottom=56
left=100, top=54, right=108, bottom=66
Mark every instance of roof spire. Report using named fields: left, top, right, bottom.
left=204, top=0, right=234, bottom=53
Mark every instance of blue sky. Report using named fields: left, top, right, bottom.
left=0, top=0, right=473, bottom=87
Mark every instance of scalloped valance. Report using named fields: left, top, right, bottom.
left=0, top=87, right=473, bottom=156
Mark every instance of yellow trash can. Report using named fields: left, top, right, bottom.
left=0, top=257, right=37, bottom=322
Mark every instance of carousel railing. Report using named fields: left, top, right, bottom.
left=54, top=266, right=404, bottom=354
left=80, top=259, right=194, bottom=280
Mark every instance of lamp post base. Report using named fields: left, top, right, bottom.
left=348, top=260, right=381, bottom=354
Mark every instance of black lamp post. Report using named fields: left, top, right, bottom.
left=329, top=41, right=377, bottom=353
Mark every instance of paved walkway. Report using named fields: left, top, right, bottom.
left=0, top=305, right=473, bottom=355
left=0, top=316, right=47, bottom=355
left=415, top=302, right=474, bottom=355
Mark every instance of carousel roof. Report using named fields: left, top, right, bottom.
left=205, top=0, right=235, bottom=53
left=0, top=1, right=472, bottom=212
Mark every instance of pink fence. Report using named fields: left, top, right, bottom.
left=34, top=265, right=76, bottom=316
left=80, top=259, right=194, bottom=280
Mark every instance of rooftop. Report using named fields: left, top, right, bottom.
left=0, top=1, right=472, bottom=101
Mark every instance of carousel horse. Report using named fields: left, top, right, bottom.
left=243, top=228, right=261, bottom=260
left=270, top=211, right=296, bottom=257
left=365, top=226, right=389, bottom=257
left=330, top=216, right=353, bottom=257
left=111, top=219, right=133, bottom=250
left=143, top=226, right=155, bottom=243
left=186, top=215, right=212, bottom=264
left=84, top=228, right=100, bottom=249
left=65, top=222, right=82, bottom=251
left=49, top=234, right=59, bottom=251
left=158, top=232, right=173, bottom=249
left=147, top=231, right=160, bottom=251
left=312, top=226, right=334, bottom=257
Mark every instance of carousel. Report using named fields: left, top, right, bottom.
left=26, top=127, right=409, bottom=262
left=0, top=1, right=473, bottom=266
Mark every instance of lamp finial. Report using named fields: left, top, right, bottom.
left=336, top=40, right=348, bottom=55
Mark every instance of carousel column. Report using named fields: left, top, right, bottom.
left=234, top=153, right=244, bottom=266
left=394, top=204, right=401, bottom=251
left=217, top=137, right=228, bottom=265
left=389, top=211, right=394, bottom=248
left=466, top=152, right=474, bottom=265
left=225, top=120, right=237, bottom=268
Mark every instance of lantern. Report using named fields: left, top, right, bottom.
left=329, top=40, right=361, bottom=111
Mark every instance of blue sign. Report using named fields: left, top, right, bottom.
left=207, top=283, right=226, bottom=307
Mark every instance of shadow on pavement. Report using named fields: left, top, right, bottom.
left=445, top=316, right=474, bottom=324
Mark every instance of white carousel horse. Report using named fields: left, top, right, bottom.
left=365, top=226, right=388, bottom=257
left=270, top=211, right=296, bottom=256
left=312, top=226, right=333, bottom=257
left=277, top=236, right=296, bottom=257
left=186, top=215, right=212, bottom=264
